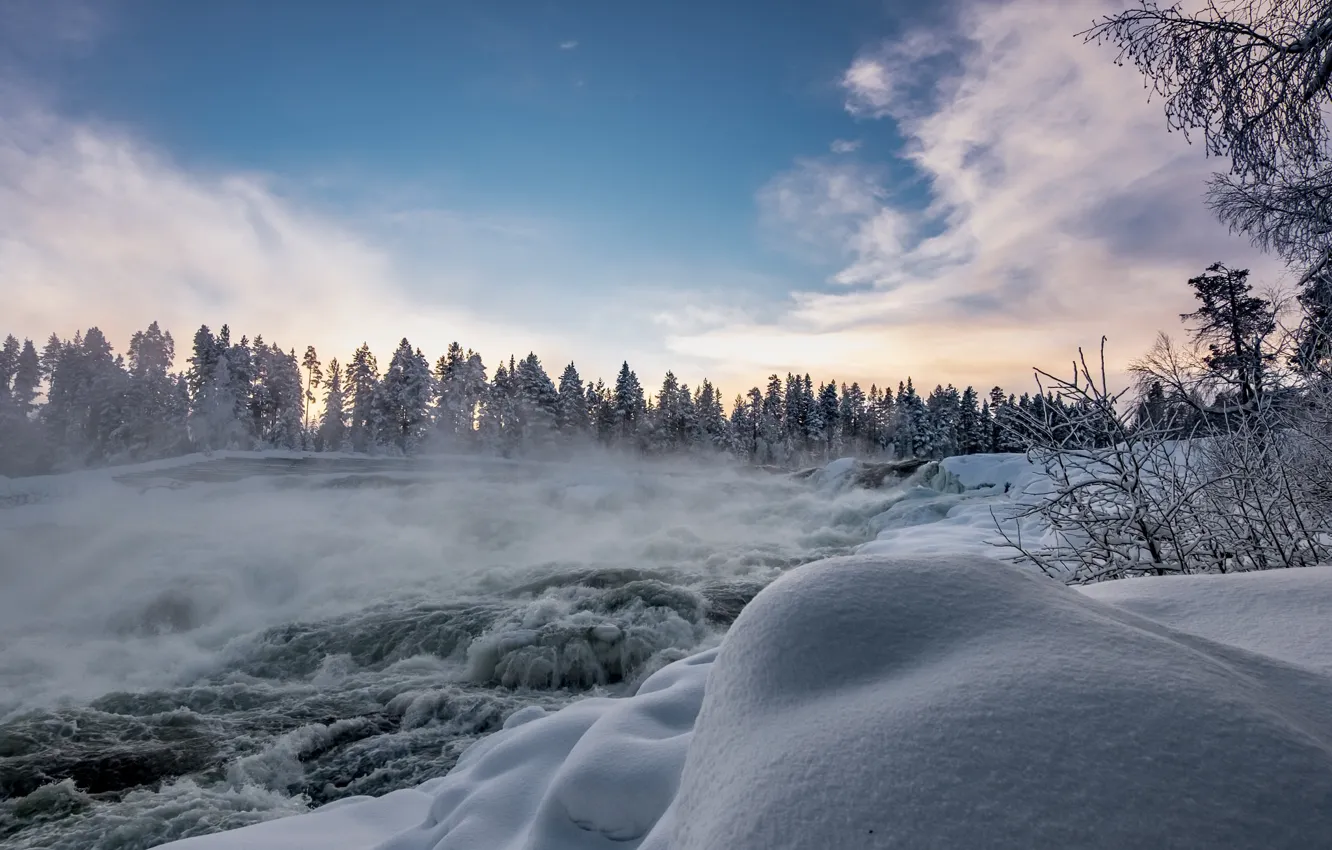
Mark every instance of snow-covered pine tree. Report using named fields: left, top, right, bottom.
left=556, top=362, right=590, bottom=439
left=612, top=362, right=645, bottom=448
left=11, top=339, right=40, bottom=418
left=46, top=328, right=129, bottom=465
left=875, top=383, right=896, bottom=454
left=123, top=321, right=181, bottom=459
left=187, top=325, right=220, bottom=412
left=804, top=377, right=826, bottom=460
left=302, top=345, right=323, bottom=445
left=840, top=382, right=865, bottom=452
left=458, top=351, right=487, bottom=443
left=757, top=375, right=783, bottom=463
left=248, top=336, right=273, bottom=443
left=318, top=358, right=347, bottom=451
left=36, top=333, right=72, bottom=455
left=652, top=371, right=682, bottom=453
left=892, top=379, right=925, bottom=459
left=184, top=327, right=237, bottom=450
left=478, top=360, right=514, bottom=455
left=865, top=385, right=884, bottom=452
left=671, top=381, right=697, bottom=450
left=724, top=393, right=750, bottom=459
left=346, top=343, right=381, bottom=453
left=267, top=346, right=306, bottom=449
left=433, top=342, right=466, bottom=443
left=988, top=387, right=1007, bottom=452
left=83, top=329, right=129, bottom=463
left=379, top=339, right=434, bottom=453
left=958, top=386, right=984, bottom=455
left=782, top=374, right=802, bottom=455
left=925, top=384, right=961, bottom=459
left=587, top=379, right=615, bottom=444
left=817, top=381, right=840, bottom=457
left=0, top=337, right=45, bottom=476
left=0, top=335, right=18, bottom=398
left=510, top=353, right=558, bottom=453
left=694, top=380, right=727, bottom=452
left=225, top=334, right=255, bottom=436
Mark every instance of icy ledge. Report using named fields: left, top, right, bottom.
left=165, top=557, right=1332, bottom=850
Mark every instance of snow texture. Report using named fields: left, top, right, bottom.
left=159, top=553, right=1332, bottom=850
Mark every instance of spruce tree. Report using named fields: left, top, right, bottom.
left=0, top=335, right=18, bottom=397
left=1181, top=262, right=1277, bottom=409
left=379, top=339, right=434, bottom=452
left=556, top=362, right=590, bottom=437
left=11, top=339, right=40, bottom=416
left=124, top=321, right=178, bottom=458
left=511, top=353, right=558, bottom=452
left=433, top=342, right=467, bottom=440
left=612, top=362, right=645, bottom=447
left=318, top=358, right=347, bottom=451
left=817, top=382, right=840, bottom=455
left=346, top=343, right=381, bottom=453
left=958, top=386, right=984, bottom=454
left=302, top=345, right=323, bottom=442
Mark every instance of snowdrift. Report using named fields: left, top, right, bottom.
left=162, top=555, right=1332, bottom=850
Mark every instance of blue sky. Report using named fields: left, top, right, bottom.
left=2, top=0, right=1280, bottom=395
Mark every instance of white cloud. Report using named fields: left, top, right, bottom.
left=0, top=105, right=553, bottom=369
left=830, top=139, right=862, bottom=154
left=559, top=40, right=579, bottom=51
left=0, top=99, right=788, bottom=394
left=841, top=28, right=954, bottom=121
left=842, top=57, right=895, bottom=118
left=688, top=0, right=1288, bottom=392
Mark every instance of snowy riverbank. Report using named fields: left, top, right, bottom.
left=4, top=452, right=1329, bottom=848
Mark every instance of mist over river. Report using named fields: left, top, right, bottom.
left=0, top=453, right=911, bottom=849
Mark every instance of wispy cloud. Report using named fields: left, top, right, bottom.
left=0, top=96, right=781, bottom=392
left=559, top=40, right=579, bottom=51
left=0, top=0, right=105, bottom=50
left=841, top=28, right=955, bottom=121
left=0, top=103, right=554, bottom=368
left=830, top=139, right=862, bottom=154
left=676, top=0, right=1285, bottom=392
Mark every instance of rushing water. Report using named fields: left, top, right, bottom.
left=0, top=454, right=910, bottom=849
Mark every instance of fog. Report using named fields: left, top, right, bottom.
left=0, top=452, right=901, bottom=849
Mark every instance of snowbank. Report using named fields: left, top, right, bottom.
left=647, top=556, right=1332, bottom=849
left=159, top=554, right=1332, bottom=850
left=1080, top=566, right=1332, bottom=673
left=937, top=451, right=1039, bottom=492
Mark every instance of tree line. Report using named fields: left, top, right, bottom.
left=0, top=320, right=1088, bottom=477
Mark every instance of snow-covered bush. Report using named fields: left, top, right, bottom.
left=994, top=341, right=1331, bottom=582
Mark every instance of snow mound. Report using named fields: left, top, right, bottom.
left=157, top=555, right=1332, bottom=850
left=648, top=555, right=1332, bottom=849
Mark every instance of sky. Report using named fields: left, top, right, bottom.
left=1, top=0, right=1289, bottom=398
